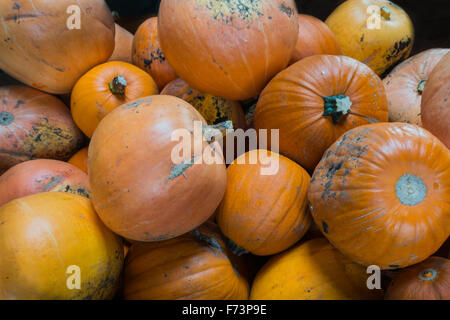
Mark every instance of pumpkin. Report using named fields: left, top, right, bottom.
left=132, top=17, right=177, bottom=90
left=250, top=238, right=383, bottom=299
left=421, top=52, right=450, bottom=148
left=383, top=48, right=449, bottom=125
left=108, top=24, right=134, bottom=63
left=0, top=192, right=123, bottom=299
left=308, top=122, right=450, bottom=270
left=0, top=0, right=115, bottom=94
left=254, top=55, right=388, bottom=172
left=71, top=61, right=159, bottom=138
left=0, top=85, right=84, bottom=172
left=385, top=256, right=450, bottom=300
left=290, top=14, right=342, bottom=64
left=0, top=159, right=90, bottom=206
left=68, top=147, right=89, bottom=174
left=325, top=0, right=414, bottom=75
left=217, top=150, right=311, bottom=256
left=158, top=0, right=299, bottom=100
left=123, top=222, right=249, bottom=300
left=89, top=95, right=227, bottom=241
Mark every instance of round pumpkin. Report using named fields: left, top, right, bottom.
left=89, top=95, right=227, bottom=241
left=290, top=14, right=342, bottom=64
left=0, top=159, right=90, bottom=206
left=0, top=85, right=84, bottom=172
left=217, top=150, right=311, bottom=256
left=158, top=0, right=299, bottom=100
left=383, top=48, right=449, bottom=125
left=0, top=192, right=123, bottom=299
left=385, top=256, right=450, bottom=300
left=325, top=0, right=414, bottom=75
left=71, top=61, right=159, bottom=138
left=308, top=122, right=450, bottom=270
left=132, top=17, right=177, bottom=90
left=0, top=0, right=115, bottom=94
left=250, top=238, right=383, bottom=300
left=108, top=24, right=134, bottom=63
left=68, top=147, right=89, bottom=174
left=421, top=51, right=450, bottom=148
left=123, top=222, right=249, bottom=300
left=254, top=55, right=388, bottom=172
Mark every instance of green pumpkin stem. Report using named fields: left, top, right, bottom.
left=417, top=79, right=427, bottom=94
left=224, top=236, right=248, bottom=256
left=323, top=94, right=352, bottom=124
left=109, top=76, right=127, bottom=95
left=0, top=112, right=14, bottom=126
left=380, top=6, right=391, bottom=20
left=202, top=120, right=233, bottom=143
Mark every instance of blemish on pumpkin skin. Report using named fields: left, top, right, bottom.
left=279, top=3, right=294, bottom=18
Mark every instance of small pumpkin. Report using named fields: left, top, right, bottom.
left=383, top=48, right=449, bottom=125
left=71, top=61, right=159, bottom=138
left=68, top=147, right=89, bottom=174
left=108, top=24, right=134, bottom=63
left=0, top=85, right=84, bottom=172
left=308, top=122, right=450, bottom=270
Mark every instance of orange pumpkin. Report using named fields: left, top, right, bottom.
left=158, top=0, right=299, bottom=100
left=0, top=192, right=123, bottom=299
left=108, top=24, right=134, bottom=63
left=308, top=122, right=450, bottom=270
left=0, top=0, right=115, bottom=94
left=71, top=61, right=158, bottom=138
left=254, top=55, right=388, bottom=172
left=383, top=48, right=449, bottom=125
left=89, top=95, right=227, bottom=241
left=0, top=85, right=84, bottom=172
left=217, top=150, right=311, bottom=256
left=68, top=147, right=89, bottom=174
left=132, top=17, right=177, bottom=90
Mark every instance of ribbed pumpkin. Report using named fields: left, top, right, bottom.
left=68, top=147, right=89, bottom=174
left=254, top=55, right=388, bottom=172
left=132, top=17, right=177, bottom=90
left=0, top=159, right=90, bottom=206
left=0, top=0, right=115, bottom=94
left=158, top=0, right=299, bottom=100
left=89, top=95, right=227, bottom=241
left=0, top=85, right=84, bottom=172
left=0, top=192, right=123, bottom=299
left=108, top=24, right=134, bottom=63
left=383, top=48, right=449, bottom=125
left=308, top=123, right=450, bottom=270
left=71, top=61, right=159, bottom=138
left=123, top=222, right=249, bottom=300
left=217, top=150, right=311, bottom=256
left=385, top=257, right=450, bottom=300
left=325, top=0, right=414, bottom=75
left=250, top=238, right=383, bottom=300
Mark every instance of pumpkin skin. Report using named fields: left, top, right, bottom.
left=0, top=192, right=123, bottom=300
left=308, top=123, right=450, bottom=270
left=254, top=55, right=388, bottom=172
left=108, top=24, right=134, bottom=63
left=89, top=95, right=227, bottom=241
left=68, top=147, right=89, bottom=174
left=0, top=159, right=90, bottom=206
left=385, top=256, right=450, bottom=300
left=0, top=0, right=115, bottom=94
left=290, top=14, right=342, bottom=64
left=0, top=85, right=84, bottom=172
left=325, top=0, right=414, bottom=75
left=71, top=61, right=159, bottom=138
left=158, top=0, right=299, bottom=100
left=250, top=238, right=383, bottom=300
left=217, top=150, right=311, bottom=256
left=124, top=222, right=249, bottom=300
left=421, top=52, right=450, bottom=148
left=132, top=17, right=177, bottom=90
left=383, top=48, right=449, bottom=125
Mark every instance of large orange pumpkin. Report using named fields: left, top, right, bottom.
left=158, top=0, right=299, bottom=100
left=383, top=48, right=449, bottom=125
left=308, top=122, right=450, bottom=270
left=89, top=95, right=227, bottom=241
left=123, top=222, right=249, bottom=299
left=132, top=17, right=178, bottom=90
left=0, top=0, right=115, bottom=94
left=68, top=147, right=89, bottom=174
left=254, top=55, right=388, bottom=172
left=325, top=0, right=414, bottom=75
left=0, top=192, right=123, bottom=299
left=0, top=85, right=84, bottom=172
left=71, top=61, right=159, bottom=138
left=217, top=150, right=311, bottom=256
left=108, top=24, right=134, bottom=63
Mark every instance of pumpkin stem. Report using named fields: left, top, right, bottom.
left=224, top=237, right=248, bottom=256
left=418, top=268, right=437, bottom=281
left=417, top=79, right=427, bottom=94
left=202, top=120, right=233, bottom=143
left=0, top=112, right=14, bottom=126
left=192, top=229, right=223, bottom=252
left=109, top=76, right=127, bottom=95
left=323, top=94, right=352, bottom=124
left=395, top=174, right=427, bottom=206
left=380, top=6, right=391, bottom=20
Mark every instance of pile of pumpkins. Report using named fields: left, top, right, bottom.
left=0, top=0, right=448, bottom=300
